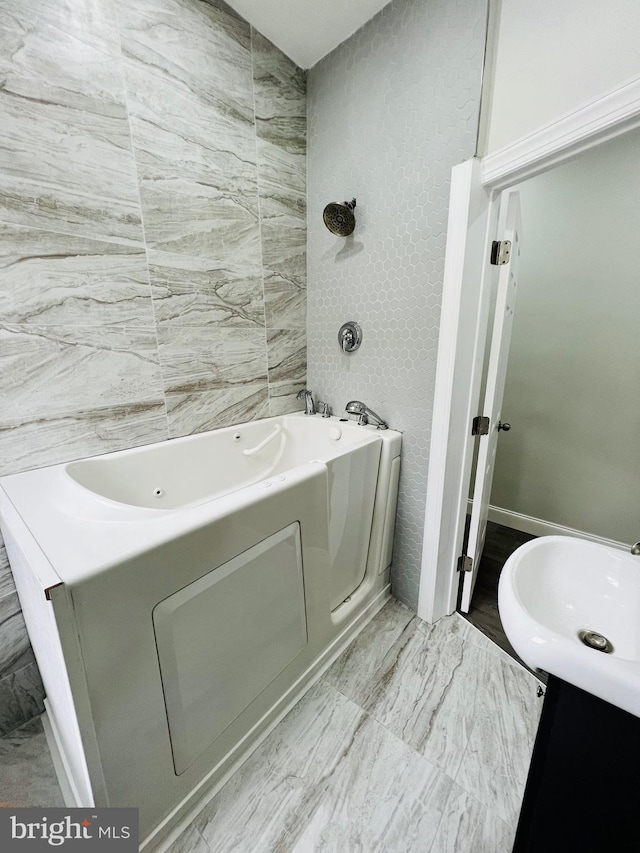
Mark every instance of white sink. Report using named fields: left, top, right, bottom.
left=498, top=535, right=640, bottom=717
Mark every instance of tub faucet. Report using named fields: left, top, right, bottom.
left=296, top=389, right=316, bottom=415
left=345, top=400, right=388, bottom=430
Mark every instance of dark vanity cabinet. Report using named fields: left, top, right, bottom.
left=513, top=675, right=640, bottom=852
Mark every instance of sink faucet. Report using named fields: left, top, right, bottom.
left=296, top=389, right=316, bottom=415
left=631, top=542, right=640, bottom=555
left=344, top=400, right=388, bottom=430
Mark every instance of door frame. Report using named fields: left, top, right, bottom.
left=418, top=74, right=640, bottom=624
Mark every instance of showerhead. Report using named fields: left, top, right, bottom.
left=323, top=198, right=356, bottom=236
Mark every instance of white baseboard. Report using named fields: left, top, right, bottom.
left=480, top=503, right=627, bottom=551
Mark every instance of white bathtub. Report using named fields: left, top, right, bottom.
left=0, top=412, right=401, bottom=849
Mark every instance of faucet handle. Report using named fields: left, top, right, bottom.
left=318, top=401, right=331, bottom=418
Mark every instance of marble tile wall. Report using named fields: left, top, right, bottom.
left=0, top=0, right=306, bottom=735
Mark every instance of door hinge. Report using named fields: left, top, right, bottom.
left=457, top=555, right=473, bottom=573
left=490, top=239, right=511, bottom=266
left=472, top=415, right=490, bottom=436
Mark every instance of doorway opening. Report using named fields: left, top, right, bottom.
left=457, top=128, right=640, bottom=662
left=419, top=74, right=640, bottom=629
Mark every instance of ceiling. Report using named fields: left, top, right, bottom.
left=224, top=0, right=394, bottom=69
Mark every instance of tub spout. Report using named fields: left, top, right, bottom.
left=296, top=389, right=316, bottom=415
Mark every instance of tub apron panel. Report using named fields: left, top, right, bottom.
left=57, top=465, right=331, bottom=840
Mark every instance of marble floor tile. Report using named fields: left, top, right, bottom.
left=329, top=611, right=488, bottom=778
left=0, top=324, right=164, bottom=422
left=0, top=717, right=63, bottom=807
left=165, top=824, right=211, bottom=853
left=0, top=400, right=168, bottom=478
left=195, top=680, right=454, bottom=853
left=454, top=649, right=542, bottom=826
left=0, top=662, right=45, bottom=738
left=0, top=224, right=154, bottom=327
left=165, top=385, right=269, bottom=438
left=158, top=326, right=267, bottom=395
left=430, top=784, right=516, bottom=853
left=325, top=597, right=415, bottom=692
left=148, top=251, right=264, bottom=328
left=0, top=592, right=35, bottom=678
left=0, top=539, right=17, bottom=600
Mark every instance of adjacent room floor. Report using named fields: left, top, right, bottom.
left=459, top=521, right=537, bottom=670
left=0, top=597, right=543, bottom=852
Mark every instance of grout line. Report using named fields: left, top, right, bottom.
left=112, top=4, right=170, bottom=442
left=248, top=27, right=271, bottom=415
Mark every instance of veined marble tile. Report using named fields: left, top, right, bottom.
left=0, top=593, right=34, bottom=679
left=251, top=29, right=306, bottom=155
left=0, top=324, right=164, bottom=422
left=264, top=271, right=306, bottom=329
left=196, top=680, right=454, bottom=853
left=261, top=217, right=306, bottom=281
left=257, top=139, right=306, bottom=280
left=458, top=611, right=544, bottom=684
left=430, top=784, right=516, bottom=853
left=266, top=328, right=306, bottom=384
left=0, top=401, right=168, bottom=477
left=327, top=610, right=485, bottom=778
left=165, top=824, right=211, bottom=853
left=202, top=0, right=243, bottom=23
left=166, top=384, right=269, bottom=438
left=256, top=138, right=306, bottom=207
left=148, top=251, right=264, bottom=328
left=158, top=326, right=267, bottom=394
left=0, top=2, right=142, bottom=244
left=325, top=598, right=415, bottom=692
left=0, top=0, right=122, bottom=112
left=0, top=716, right=63, bottom=806
left=120, top=0, right=261, bottom=265
left=454, top=648, right=542, bottom=826
left=0, top=225, right=153, bottom=326
left=251, top=29, right=306, bottom=98
left=123, top=59, right=260, bottom=264
left=0, top=539, right=17, bottom=600
left=117, top=0, right=252, bottom=117
left=267, top=380, right=306, bottom=417
left=0, top=662, right=45, bottom=738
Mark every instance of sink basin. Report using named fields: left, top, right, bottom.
left=498, top=535, right=640, bottom=717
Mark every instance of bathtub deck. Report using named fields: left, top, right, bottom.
left=1, top=599, right=543, bottom=852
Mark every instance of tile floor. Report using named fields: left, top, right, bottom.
left=0, top=599, right=543, bottom=852
left=460, top=522, right=537, bottom=667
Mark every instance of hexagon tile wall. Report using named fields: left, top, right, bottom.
left=307, top=0, right=487, bottom=609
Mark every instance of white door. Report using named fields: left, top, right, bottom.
left=418, top=159, right=499, bottom=623
left=460, top=190, right=522, bottom=612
